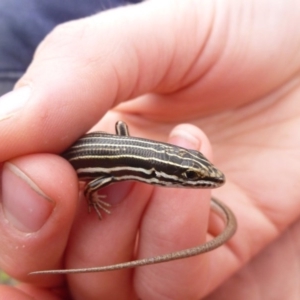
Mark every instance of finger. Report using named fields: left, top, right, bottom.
left=135, top=124, right=213, bottom=299
left=0, top=0, right=218, bottom=161
left=0, top=285, right=33, bottom=300
left=1, top=1, right=298, bottom=161
left=18, top=283, right=70, bottom=300
left=64, top=182, right=153, bottom=299
left=0, top=284, right=64, bottom=300
left=0, top=154, right=78, bottom=286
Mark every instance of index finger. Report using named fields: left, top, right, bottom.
left=0, top=1, right=214, bottom=161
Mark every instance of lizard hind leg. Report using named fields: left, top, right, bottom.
left=84, top=188, right=111, bottom=220
left=89, top=192, right=111, bottom=219
left=84, top=177, right=113, bottom=219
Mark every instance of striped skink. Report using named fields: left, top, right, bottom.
left=31, top=121, right=237, bottom=275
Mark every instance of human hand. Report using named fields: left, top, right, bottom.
left=1, top=0, right=300, bottom=299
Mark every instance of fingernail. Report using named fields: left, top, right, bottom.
left=169, top=129, right=200, bottom=150
left=1, top=162, right=54, bottom=232
left=0, top=86, right=31, bottom=121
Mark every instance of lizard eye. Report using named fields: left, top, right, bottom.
left=183, top=170, right=199, bottom=180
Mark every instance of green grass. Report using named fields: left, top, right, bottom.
left=0, top=269, right=15, bottom=285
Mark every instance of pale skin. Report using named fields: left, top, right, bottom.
left=0, top=0, right=300, bottom=299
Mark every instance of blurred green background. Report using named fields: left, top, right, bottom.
left=0, top=269, right=15, bottom=285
